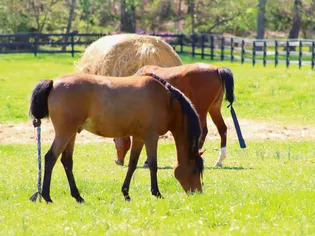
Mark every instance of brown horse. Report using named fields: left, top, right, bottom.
left=29, top=73, right=203, bottom=203
left=114, top=63, right=235, bottom=167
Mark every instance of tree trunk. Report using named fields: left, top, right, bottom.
left=287, top=0, right=302, bottom=50
left=63, top=0, right=76, bottom=51
left=177, top=0, right=183, bottom=32
left=120, top=0, right=136, bottom=33
left=189, top=0, right=195, bottom=35
left=256, top=0, right=266, bottom=39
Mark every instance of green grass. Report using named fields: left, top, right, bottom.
left=0, top=140, right=315, bottom=235
left=1, top=53, right=315, bottom=235
left=0, top=54, right=80, bottom=123
left=1, top=53, right=315, bottom=125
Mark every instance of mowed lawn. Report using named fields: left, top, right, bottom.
left=0, top=54, right=315, bottom=235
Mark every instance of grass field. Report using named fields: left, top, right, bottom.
left=1, top=54, right=315, bottom=125
left=0, top=53, right=315, bottom=235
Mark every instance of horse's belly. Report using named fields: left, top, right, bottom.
left=80, top=118, right=139, bottom=138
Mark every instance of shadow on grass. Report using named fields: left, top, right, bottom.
left=206, top=166, right=253, bottom=170
left=134, top=166, right=252, bottom=170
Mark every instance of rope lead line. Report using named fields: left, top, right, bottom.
left=29, top=119, right=42, bottom=202
left=230, top=106, right=246, bottom=149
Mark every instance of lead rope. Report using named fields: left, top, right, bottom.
left=228, top=104, right=246, bottom=149
left=29, top=119, right=42, bottom=202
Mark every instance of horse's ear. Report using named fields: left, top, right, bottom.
left=199, top=149, right=206, bottom=156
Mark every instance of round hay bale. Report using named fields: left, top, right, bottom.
left=76, top=34, right=182, bottom=77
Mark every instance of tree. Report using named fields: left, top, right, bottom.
left=188, top=0, right=195, bottom=34
left=120, top=0, right=136, bottom=33
left=288, top=0, right=302, bottom=39
left=63, top=0, right=77, bottom=51
left=256, top=0, right=267, bottom=39
left=28, top=0, right=62, bottom=32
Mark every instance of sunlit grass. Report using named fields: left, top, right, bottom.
left=0, top=140, right=315, bottom=235
left=1, top=54, right=315, bottom=234
left=1, top=53, right=314, bottom=125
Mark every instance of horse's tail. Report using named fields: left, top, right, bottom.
left=29, top=80, right=54, bottom=120
left=147, top=73, right=202, bottom=160
left=218, top=67, right=235, bottom=107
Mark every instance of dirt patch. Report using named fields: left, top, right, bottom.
left=0, top=118, right=314, bottom=145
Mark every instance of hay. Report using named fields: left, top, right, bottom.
left=76, top=34, right=182, bottom=77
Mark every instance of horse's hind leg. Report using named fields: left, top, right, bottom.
left=60, top=134, right=84, bottom=203
left=209, top=104, right=227, bottom=167
left=144, top=134, right=162, bottom=198
left=42, top=135, right=75, bottom=203
left=121, top=138, right=144, bottom=201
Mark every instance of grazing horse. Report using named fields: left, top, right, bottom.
left=114, top=63, right=235, bottom=167
left=29, top=73, right=203, bottom=203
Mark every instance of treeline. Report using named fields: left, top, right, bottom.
left=0, top=0, right=314, bottom=39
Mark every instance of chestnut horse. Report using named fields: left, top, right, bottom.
left=29, top=73, right=203, bottom=203
left=114, top=63, right=235, bottom=167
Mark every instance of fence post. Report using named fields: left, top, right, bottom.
left=191, top=34, right=195, bottom=57
left=210, top=35, right=214, bottom=60
left=252, top=41, right=256, bottom=66
left=286, top=41, right=290, bottom=68
left=230, top=37, right=234, bottom=62
left=180, top=34, right=184, bottom=53
left=263, top=41, right=267, bottom=67
left=201, top=35, right=205, bottom=59
left=241, top=39, right=245, bottom=64
left=299, top=40, right=302, bottom=69
left=275, top=40, right=278, bottom=67
left=220, top=37, right=224, bottom=61
left=33, top=33, right=38, bottom=57
left=71, top=33, right=75, bottom=57
left=312, top=41, right=315, bottom=70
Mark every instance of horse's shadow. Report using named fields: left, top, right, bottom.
left=206, top=166, right=252, bottom=170
left=136, top=166, right=251, bottom=170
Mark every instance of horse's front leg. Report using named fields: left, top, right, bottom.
left=121, top=138, right=144, bottom=201
left=209, top=107, right=227, bottom=167
left=60, top=134, right=84, bottom=203
left=144, top=134, right=162, bottom=198
left=199, top=125, right=208, bottom=149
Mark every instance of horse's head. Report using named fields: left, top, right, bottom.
left=114, top=137, right=131, bottom=166
left=174, top=151, right=204, bottom=194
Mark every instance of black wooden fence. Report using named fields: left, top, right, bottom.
left=1, top=33, right=314, bottom=69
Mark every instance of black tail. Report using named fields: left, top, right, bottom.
left=29, top=80, right=53, bottom=120
left=148, top=73, right=202, bottom=171
left=218, top=67, right=235, bottom=107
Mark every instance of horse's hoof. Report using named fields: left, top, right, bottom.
left=76, top=196, right=85, bottom=203
left=44, top=198, right=53, bottom=204
left=115, top=159, right=124, bottom=166
left=124, top=196, right=131, bottom=202
left=143, top=161, right=149, bottom=168
left=214, top=161, right=223, bottom=167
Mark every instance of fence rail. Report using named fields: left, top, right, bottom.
left=0, top=33, right=314, bottom=69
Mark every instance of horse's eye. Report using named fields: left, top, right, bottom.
left=192, top=169, right=198, bottom=174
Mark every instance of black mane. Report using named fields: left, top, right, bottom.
left=149, top=73, right=202, bottom=167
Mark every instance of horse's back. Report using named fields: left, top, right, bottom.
left=48, top=73, right=171, bottom=138
left=139, top=63, right=224, bottom=114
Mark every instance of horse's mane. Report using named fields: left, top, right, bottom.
left=148, top=73, right=204, bottom=173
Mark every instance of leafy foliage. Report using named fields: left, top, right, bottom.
left=0, top=0, right=314, bottom=38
